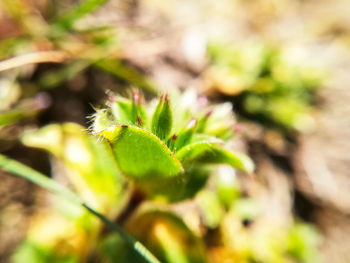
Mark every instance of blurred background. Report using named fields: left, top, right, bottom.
left=1, top=0, right=350, bottom=262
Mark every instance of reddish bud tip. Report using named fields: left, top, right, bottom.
left=137, top=115, right=143, bottom=126
left=171, top=134, right=178, bottom=141
left=161, top=93, right=170, bottom=104
left=205, top=109, right=214, bottom=118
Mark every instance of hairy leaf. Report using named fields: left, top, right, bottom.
left=100, top=125, right=183, bottom=179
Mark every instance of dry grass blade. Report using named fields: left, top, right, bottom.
left=0, top=51, right=70, bottom=72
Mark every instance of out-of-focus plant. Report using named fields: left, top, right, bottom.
left=205, top=41, right=326, bottom=133
left=5, top=123, right=131, bottom=263
left=216, top=212, right=321, bottom=263
left=0, top=79, right=50, bottom=152
left=197, top=165, right=322, bottom=263
left=0, top=0, right=155, bottom=92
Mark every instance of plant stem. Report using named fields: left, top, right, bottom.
left=0, top=154, right=161, bottom=263
left=83, top=204, right=161, bottom=263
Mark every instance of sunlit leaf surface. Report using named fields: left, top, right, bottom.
left=99, top=125, right=184, bottom=179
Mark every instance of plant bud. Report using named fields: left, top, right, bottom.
left=151, top=94, right=173, bottom=140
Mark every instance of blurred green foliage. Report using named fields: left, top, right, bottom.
left=206, top=41, right=326, bottom=133
left=0, top=0, right=155, bottom=92
left=21, top=123, right=126, bottom=213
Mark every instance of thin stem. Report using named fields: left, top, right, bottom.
left=0, top=154, right=161, bottom=263
left=83, top=204, right=161, bottom=263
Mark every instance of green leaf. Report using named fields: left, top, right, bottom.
left=151, top=94, right=173, bottom=140
left=176, top=142, right=254, bottom=173
left=99, top=125, right=183, bottom=179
